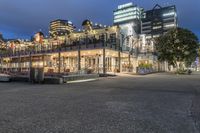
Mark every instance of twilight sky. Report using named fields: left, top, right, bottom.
left=0, top=0, right=199, bottom=40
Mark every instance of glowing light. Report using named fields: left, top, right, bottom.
left=163, top=12, right=175, bottom=17
left=164, top=23, right=175, bottom=28
left=114, top=16, right=136, bottom=23
left=118, top=3, right=133, bottom=9
left=114, top=12, right=136, bottom=19
left=114, top=8, right=135, bottom=15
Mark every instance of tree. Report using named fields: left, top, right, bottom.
left=155, top=27, right=199, bottom=70
left=198, top=47, right=200, bottom=58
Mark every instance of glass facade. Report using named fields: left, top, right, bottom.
left=141, top=5, right=178, bottom=38
left=50, top=19, right=75, bottom=38
left=113, top=3, right=143, bottom=25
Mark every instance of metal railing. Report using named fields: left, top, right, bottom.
left=0, top=39, right=121, bottom=57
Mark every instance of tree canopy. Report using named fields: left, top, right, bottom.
left=155, top=27, right=199, bottom=68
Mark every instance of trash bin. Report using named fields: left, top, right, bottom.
left=29, top=68, right=44, bottom=83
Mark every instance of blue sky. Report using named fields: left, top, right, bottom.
left=0, top=0, right=199, bottom=40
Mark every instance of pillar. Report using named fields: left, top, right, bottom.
left=103, top=49, right=106, bottom=74
left=42, top=54, right=45, bottom=68
left=128, top=54, right=131, bottom=72
left=58, top=52, right=61, bottom=74
left=118, top=51, right=121, bottom=73
left=29, top=53, right=32, bottom=70
left=18, top=55, right=21, bottom=72
left=0, top=58, right=3, bottom=72
left=78, top=50, right=81, bottom=71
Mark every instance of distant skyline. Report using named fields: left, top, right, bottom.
left=0, top=0, right=199, bottom=40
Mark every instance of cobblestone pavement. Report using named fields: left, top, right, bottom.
left=0, top=73, right=200, bottom=133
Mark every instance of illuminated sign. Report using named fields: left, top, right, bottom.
left=118, top=3, right=133, bottom=9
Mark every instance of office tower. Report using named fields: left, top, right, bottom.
left=113, top=2, right=144, bottom=51
left=49, top=19, right=75, bottom=38
left=142, top=4, right=178, bottom=38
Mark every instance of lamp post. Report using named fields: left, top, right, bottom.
left=96, top=54, right=101, bottom=74
left=78, top=39, right=81, bottom=72
left=102, top=29, right=108, bottom=75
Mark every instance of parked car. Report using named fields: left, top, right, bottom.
left=0, top=73, right=11, bottom=82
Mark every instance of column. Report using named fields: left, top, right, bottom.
left=118, top=51, right=121, bottom=73
left=18, top=55, right=21, bottom=72
left=78, top=50, right=81, bottom=71
left=42, top=55, right=45, bottom=68
left=103, top=49, right=106, bottom=74
left=128, top=54, right=131, bottom=72
left=29, top=52, right=32, bottom=69
left=58, top=52, right=61, bottom=74
left=0, top=58, right=3, bottom=72
left=29, top=52, right=32, bottom=82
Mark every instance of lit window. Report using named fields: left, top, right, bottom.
left=118, top=3, right=133, bottom=9
left=153, top=26, right=162, bottom=29
left=164, top=23, right=175, bottom=28
left=163, top=12, right=175, bottom=17
left=114, top=16, right=136, bottom=23
left=114, top=12, right=136, bottom=19
left=114, top=8, right=136, bottom=15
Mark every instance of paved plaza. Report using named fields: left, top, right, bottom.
left=0, top=73, right=200, bottom=133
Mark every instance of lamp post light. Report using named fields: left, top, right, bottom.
left=96, top=54, right=101, bottom=74
left=102, top=28, right=109, bottom=75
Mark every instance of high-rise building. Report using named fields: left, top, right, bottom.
left=141, top=4, right=178, bottom=38
left=49, top=19, right=75, bottom=38
left=0, top=33, right=3, bottom=40
left=113, top=2, right=144, bottom=25
left=0, top=33, right=4, bottom=45
left=113, top=2, right=144, bottom=51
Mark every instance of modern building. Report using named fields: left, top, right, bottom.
left=0, top=33, right=3, bottom=40
left=113, top=2, right=144, bottom=25
left=49, top=19, right=75, bottom=38
left=141, top=4, right=178, bottom=38
left=0, top=33, right=5, bottom=49
left=113, top=2, right=144, bottom=51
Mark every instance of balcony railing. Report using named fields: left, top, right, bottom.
left=0, top=39, right=121, bottom=58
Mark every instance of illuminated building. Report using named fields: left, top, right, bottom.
left=113, top=2, right=144, bottom=51
left=141, top=4, right=178, bottom=38
left=34, top=32, right=44, bottom=44
left=0, top=3, right=176, bottom=74
left=0, top=21, right=136, bottom=74
left=0, top=33, right=3, bottom=40
left=0, top=33, right=5, bottom=50
left=49, top=19, right=75, bottom=38
left=113, top=2, right=144, bottom=25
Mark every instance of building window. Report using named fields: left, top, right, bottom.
left=164, top=23, right=175, bottom=28
left=163, top=11, right=175, bottom=17
left=99, top=34, right=105, bottom=42
left=153, top=26, right=162, bottom=30
left=110, top=33, right=116, bottom=43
